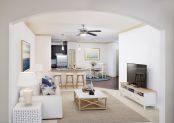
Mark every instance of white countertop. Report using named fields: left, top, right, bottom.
left=51, top=68, right=89, bottom=71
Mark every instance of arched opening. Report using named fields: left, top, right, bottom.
left=9, top=10, right=166, bottom=123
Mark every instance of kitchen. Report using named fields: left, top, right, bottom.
left=35, top=35, right=118, bottom=88
left=50, top=39, right=118, bottom=88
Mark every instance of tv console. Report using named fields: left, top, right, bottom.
left=120, top=82, right=156, bottom=109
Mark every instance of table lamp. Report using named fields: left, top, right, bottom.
left=18, top=72, right=36, bottom=106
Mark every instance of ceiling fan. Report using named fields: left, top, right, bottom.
left=77, top=24, right=101, bottom=36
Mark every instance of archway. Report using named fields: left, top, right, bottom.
left=9, top=10, right=165, bottom=123
left=1, top=1, right=174, bottom=123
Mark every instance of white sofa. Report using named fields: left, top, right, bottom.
left=19, top=86, right=63, bottom=119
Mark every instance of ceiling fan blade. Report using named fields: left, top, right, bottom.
left=88, top=30, right=101, bottom=32
left=87, top=32, right=97, bottom=36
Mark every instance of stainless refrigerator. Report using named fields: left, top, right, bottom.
left=56, top=53, right=68, bottom=68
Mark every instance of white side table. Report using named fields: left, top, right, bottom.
left=13, top=102, right=42, bottom=123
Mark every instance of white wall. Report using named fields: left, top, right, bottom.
left=107, top=43, right=118, bottom=77
left=9, top=22, right=35, bottom=120
left=68, top=42, right=118, bottom=77
left=35, top=36, right=51, bottom=71
left=119, top=25, right=162, bottom=107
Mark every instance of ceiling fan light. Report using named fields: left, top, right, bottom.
left=80, top=33, right=87, bottom=36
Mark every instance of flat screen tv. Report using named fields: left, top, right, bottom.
left=127, top=63, right=147, bottom=88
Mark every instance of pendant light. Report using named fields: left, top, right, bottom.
left=62, top=42, right=64, bottom=50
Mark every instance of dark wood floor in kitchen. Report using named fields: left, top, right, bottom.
left=92, top=77, right=119, bottom=90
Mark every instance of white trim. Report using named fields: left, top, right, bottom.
left=9, top=23, right=13, bottom=122
left=159, top=30, right=166, bottom=123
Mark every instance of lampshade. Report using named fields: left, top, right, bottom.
left=34, top=64, right=43, bottom=72
left=18, top=72, right=37, bottom=87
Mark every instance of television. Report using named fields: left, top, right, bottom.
left=127, top=63, right=147, bottom=88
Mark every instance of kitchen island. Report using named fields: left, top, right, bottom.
left=51, top=68, right=89, bottom=72
left=50, top=68, right=90, bottom=88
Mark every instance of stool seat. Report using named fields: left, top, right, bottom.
left=66, top=73, right=74, bottom=75
left=77, top=73, right=85, bottom=75
left=53, top=73, right=62, bottom=75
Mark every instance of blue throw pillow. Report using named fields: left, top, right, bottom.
left=42, top=78, right=52, bottom=87
left=45, top=76, right=54, bottom=84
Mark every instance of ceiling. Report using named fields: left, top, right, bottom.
left=25, top=11, right=143, bottom=43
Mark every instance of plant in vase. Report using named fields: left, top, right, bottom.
left=91, top=61, right=96, bottom=69
left=89, top=80, right=95, bottom=95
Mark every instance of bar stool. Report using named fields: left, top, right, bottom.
left=53, top=73, right=62, bottom=88
left=65, top=73, right=75, bottom=88
left=76, top=73, right=86, bottom=88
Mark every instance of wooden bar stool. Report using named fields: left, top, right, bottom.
left=76, top=73, right=85, bottom=88
left=65, top=73, right=74, bottom=88
left=53, top=73, right=62, bottom=88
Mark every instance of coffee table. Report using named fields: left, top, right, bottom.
left=74, top=89, right=107, bottom=110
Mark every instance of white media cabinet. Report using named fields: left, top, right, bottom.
left=120, top=82, right=156, bottom=109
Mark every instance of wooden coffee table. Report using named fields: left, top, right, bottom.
left=74, top=89, right=107, bottom=110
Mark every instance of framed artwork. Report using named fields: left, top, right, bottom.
left=21, top=40, right=31, bottom=71
left=85, top=48, right=100, bottom=61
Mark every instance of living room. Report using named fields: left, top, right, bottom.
left=9, top=11, right=163, bottom=123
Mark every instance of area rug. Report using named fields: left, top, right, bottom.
left=58, top=91, right=149, bottom=123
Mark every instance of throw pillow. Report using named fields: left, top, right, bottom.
left=41, top=86, right=56, bottom=95
left=42, top=78, right=52, bottom=87
left=45, top=76, right=55, bottom=85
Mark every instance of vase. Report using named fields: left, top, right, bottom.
left=90, top=80, right=93, bottom=90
